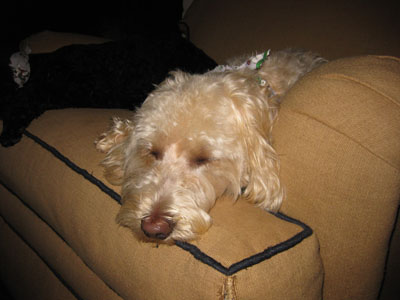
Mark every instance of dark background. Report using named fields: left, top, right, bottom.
left=0, top=0, right=184, bottom=91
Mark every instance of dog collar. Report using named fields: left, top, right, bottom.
left=211, top=50, right=271, bottom=73
left=255, top=50, right=270, bottom=69
left=256, top=76, right=267, bottom=87
left=210, top=50, right=274, bottom=92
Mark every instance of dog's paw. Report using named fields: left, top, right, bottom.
left=0, top=131, right=23, bottom=147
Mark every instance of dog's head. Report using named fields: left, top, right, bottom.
left=96, top=70, right=283, bottom=243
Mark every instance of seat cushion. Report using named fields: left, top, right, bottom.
left=0, top=109, right=323, bottom=299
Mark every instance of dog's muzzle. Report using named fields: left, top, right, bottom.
left=141, top=215, right=174, bottom=240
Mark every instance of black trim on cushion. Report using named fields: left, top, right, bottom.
left=23, top=130, right=121, bottom=203
left=175, top=213, right=313, bottom=275
left=22, top=129, right=314, bottom=276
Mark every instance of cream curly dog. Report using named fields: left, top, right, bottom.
left=96, top=49, right=326, bottom=243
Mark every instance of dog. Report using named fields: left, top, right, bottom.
left=0, top=32, right=217, bottom=147
left=96, top=49, right=326, bottom=244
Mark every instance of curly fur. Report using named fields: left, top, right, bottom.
left=96, top=49, right=326, bottom=243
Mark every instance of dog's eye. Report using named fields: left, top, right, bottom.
left=192, top=156, right=210, bottom=167
left=150, top=150, right=162, bottom=160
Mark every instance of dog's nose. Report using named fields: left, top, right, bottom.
left=141, top=215, right=174, bottom=240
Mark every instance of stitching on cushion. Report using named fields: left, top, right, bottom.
left=23, top=129, right=314, bottom=275
left=220, top=276, right=237, bottom=300
left=285, top=109, right=398, bottom=170
left=375, top=55, right=400, bottom=64
left=320, top=73, right=400, bottom=108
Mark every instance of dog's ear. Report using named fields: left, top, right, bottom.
left=230, top=86, right=284, bottom=212
left=95, top=117, right=134, bottom=185
left=241, top=122, right=284, bottom=212
left=158, top=70, right=191, bottom=89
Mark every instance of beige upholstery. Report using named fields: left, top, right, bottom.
left=1, top=0, right=399, bottom=299
left=0, top=108, right=323, bottom=299
left=275, top=55, right=400, bottom=299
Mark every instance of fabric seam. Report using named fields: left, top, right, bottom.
left=21, top=129, right=314, bottom=276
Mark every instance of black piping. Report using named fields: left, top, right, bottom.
left=175, top=212, right=313, bottom=275
left=23, top=130, right=121, bottom=203
left=20, top=129, right=313, bottom=276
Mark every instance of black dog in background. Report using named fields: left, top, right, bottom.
left=0, top=33, right=217, bottom=146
